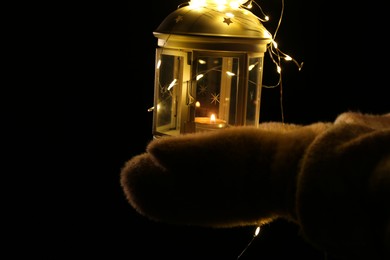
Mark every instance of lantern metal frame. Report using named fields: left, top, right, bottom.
left=152, top=4, right=272, bottom=137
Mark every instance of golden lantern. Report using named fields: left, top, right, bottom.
left=152, top=0, right=272, bottom=137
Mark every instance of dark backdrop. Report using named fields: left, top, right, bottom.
left=35, top=1, right=389, bottom=259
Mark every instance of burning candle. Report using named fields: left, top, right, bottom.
left=194, top=113, right=227, bottom=132
left=210, top=114, right=216, bottom=123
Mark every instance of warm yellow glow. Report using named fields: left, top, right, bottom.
left=189, top=0, right=248, bottom=9
left=189, top=0, right=206, bottom=9
left=196, top=74, right=204, bottom=80
left=195, top=101, right=201, bottom=107
left=284, top=55, right=292, bottom=61
left=264, top=15, right=269, bottom=21
left=264, top=30, right=272, bottom=38
left=226, top=71, right=235, bottom=76
left=215, top=0, right=226, bottom=11
left=229, top=1, right=239, bottom=9
left=157, top=59, right=161, bottom=69
left=195, top=116, right=227, bottom=129
left=225, top=12, right=234, bottom=18
left=242, top=9, right=250, bottom=15
left=198, top=59, right=206, bottom=64
left=277, top=65, right=281, bottom=74
left=167, top=79, right=177, bottom=90
left=210, top=114, right=216, bottom=123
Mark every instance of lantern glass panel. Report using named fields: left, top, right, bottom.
left=154, top=53, right=183, bottom=136
left=246, top=56, right=264, bottom=126
left=193, top=55, right=239, bottom=132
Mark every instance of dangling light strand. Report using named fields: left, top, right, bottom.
left=263, top=0, right=304, bottom=82
left=251, top=0, right=303, bottom=123
left=236, top=226, right=261, bottom=259
left=244, top=0, right=269, bottom=22
left=177, top=0, right=303, bottom=82
left=189, top=0, right=303, bottom=84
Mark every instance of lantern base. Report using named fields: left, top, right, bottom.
left=195, top=117, right=228, bottom=132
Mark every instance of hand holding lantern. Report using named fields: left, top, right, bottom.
left=121, top=112, right=390, bottom=259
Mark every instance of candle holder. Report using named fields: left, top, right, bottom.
left=152, top=0, right=272, bottom=137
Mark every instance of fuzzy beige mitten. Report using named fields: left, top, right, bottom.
left=120, top=112, right=390, bottom=259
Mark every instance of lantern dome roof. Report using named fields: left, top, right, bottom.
left=154, top=5, right=272, bottom=40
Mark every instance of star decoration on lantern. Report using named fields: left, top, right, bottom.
left=175, top=15, right=183, bottom=23
left=159, top=85, right=166, bottom=95
left=198, top=85, right=207, bottom=95
left=210, top=93, right=220, bottom=104
left=223, top=17, right=232, bottom=25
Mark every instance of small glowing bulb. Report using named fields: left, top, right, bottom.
left=284, top=55, right=292, bottom=61
left=167, top=79, right=177, bottom=90
left=264, top=15, right=269, bottom=21
left=248, top=61, right=258, bottom=71
left=226, top=71, right=235, bottom=76
left=272, top=40, right=278, bottom=49
left=226, top=12, right=234, bottom=18
left=198, top=59, right=206, bottom=64
left=254, top=226, right=260, bottom=237
left=195, top=101, right=200, bottom=107
left=196, top=74, right=204, bottom=80
left=277, top=65, right=281, bottom=74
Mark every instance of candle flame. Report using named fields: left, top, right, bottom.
left=210, top=114, right=216, bottom=123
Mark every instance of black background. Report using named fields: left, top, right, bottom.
left=27, top=0, right=389, bottom=259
